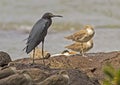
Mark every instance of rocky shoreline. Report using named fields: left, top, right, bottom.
left=0, top=51, right=120, bottom=85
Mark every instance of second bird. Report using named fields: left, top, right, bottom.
left=24, top=12, right=62, bottom=65
left=65, top=39, right=93, bottom=56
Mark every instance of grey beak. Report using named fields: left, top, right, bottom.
left=52, top=15, right=63, bottom=17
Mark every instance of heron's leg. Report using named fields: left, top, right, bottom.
left=42, top=41, right=45, bottom=65
left=33, top=48, right=35, bottom=64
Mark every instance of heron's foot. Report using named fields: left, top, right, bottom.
left=43, top=62, right=46, bottom=66
left=42, top=58, right=46, bottom=66
left=29, top=62, right=36, bottom=66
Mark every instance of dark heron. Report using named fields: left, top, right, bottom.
left=24, top=12, right=62, bottom=65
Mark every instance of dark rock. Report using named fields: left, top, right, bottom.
left=0, top=51, right=12, bottom=67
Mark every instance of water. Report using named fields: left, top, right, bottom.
left=0, top=29, right=120, bottom=60
left=0, top=0, right=120, bottom=30
left=0, top=0, right=120, bottom=60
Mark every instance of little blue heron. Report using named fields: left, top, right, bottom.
left=24, top=12, right=62, bottom=65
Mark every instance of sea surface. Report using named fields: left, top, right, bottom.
left=0, top=0, right=120, bottom=60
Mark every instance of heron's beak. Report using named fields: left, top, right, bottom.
left=52, top=15, right=63, bottom=17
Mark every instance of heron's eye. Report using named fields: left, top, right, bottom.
left=49, top=13, right=53, bottom=16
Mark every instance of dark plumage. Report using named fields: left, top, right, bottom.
left=24, top=12, right=62, bottom=64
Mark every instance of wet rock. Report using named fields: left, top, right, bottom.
left=0, top=51, right=12, bottom=67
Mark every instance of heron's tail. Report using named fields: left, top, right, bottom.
left=23, top=47, right=26, bottom=52
left=23, top=46, right=30, bottom=54
left=23, top=46, right=28, bottom=53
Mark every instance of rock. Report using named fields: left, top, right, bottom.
left=67, top=69, right=99, bottom=85
left=36, top=70, right=69, bottom=85
left=0, top=67, right=16, bottom=79
left=2, top=51, right=120, bottom=85
left=20, top=68, right=50, bottom=83
left=8, top=62, right=100, bottom=85
left=8, top=62, right=50, bottom=70
left=46, top=51, right=120, bottom=81
left=0, top=73, right=33, bottom=85
left=0, top=51, right=12, bottom=67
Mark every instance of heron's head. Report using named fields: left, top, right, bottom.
left=42, top=12, right=63, bottom=19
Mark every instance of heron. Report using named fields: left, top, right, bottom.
left=24, top=12, right=62, bottom=65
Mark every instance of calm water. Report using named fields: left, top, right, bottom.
left=0, top=0, right=120, bottom=60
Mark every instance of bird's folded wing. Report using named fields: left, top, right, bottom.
left=25, top=19, right=48, bottom=53
left=73, top=30, right=87, bottom=41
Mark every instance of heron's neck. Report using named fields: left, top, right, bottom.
left=44, top=18, right=52, bottom=28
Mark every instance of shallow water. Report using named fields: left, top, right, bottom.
left=0, top=29, right=120, bottom=60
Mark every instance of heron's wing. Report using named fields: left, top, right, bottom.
left=27, top=19, right=48, bottom=44
left=26, top=19, right=48, bottom=53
